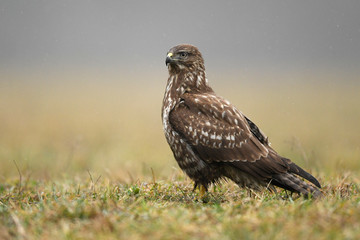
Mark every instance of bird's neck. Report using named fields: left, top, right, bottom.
left=166, top=70, right=213, bottom=99
left=162, top=70, right=214, bottom=121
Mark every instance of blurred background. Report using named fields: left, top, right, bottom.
left=1, top=0, right=359, bottom=182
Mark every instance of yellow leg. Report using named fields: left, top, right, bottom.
left=199, top=185, right=206, bottom=198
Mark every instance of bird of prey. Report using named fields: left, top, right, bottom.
left=162, top=44, right=322, bottom=199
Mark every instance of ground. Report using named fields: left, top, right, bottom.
left=0, top=71, right=359, bottom=239
left=1, top=174, right=359, bottom=239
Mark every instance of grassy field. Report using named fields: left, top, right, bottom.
left=1, top=70, right=360, bottom=239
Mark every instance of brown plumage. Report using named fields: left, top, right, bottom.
left=162, top=44, right=322, bottom=198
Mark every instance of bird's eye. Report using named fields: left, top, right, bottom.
left=179, top=52, right=188, bottom=58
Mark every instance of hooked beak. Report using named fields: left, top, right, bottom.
left=165, top=52, right=173, bottom=66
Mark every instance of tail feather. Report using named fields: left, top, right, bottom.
left=282, top=158, right=321, bottom=188
left=273, top=173, right=322, bottom=198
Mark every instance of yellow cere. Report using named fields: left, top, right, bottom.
left=167, top=52, right=173, bottom=57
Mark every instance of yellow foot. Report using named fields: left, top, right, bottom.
left=196, top=185, right=209, bottom=203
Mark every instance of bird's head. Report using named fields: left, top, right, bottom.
left=166, top=44, right=205, bottom=73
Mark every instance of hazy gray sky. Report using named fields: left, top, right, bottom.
left=1, top=0, right=359, bottom=75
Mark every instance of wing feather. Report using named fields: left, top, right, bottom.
left=170, top=93, right=270, bottom=163
left=169, top=93, right=302, bottom=182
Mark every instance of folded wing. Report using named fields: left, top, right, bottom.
left=169, top=93, right=291, bottom=181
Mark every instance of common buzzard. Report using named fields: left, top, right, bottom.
left=162, top=44, right=322, bottom=198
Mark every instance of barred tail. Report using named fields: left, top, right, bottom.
left=272, top=172, right=322, bottom=198
left=283, top=158, right=321, bottom=188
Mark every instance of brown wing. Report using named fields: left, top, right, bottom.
left=169, top=92, right=290, bottom=180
